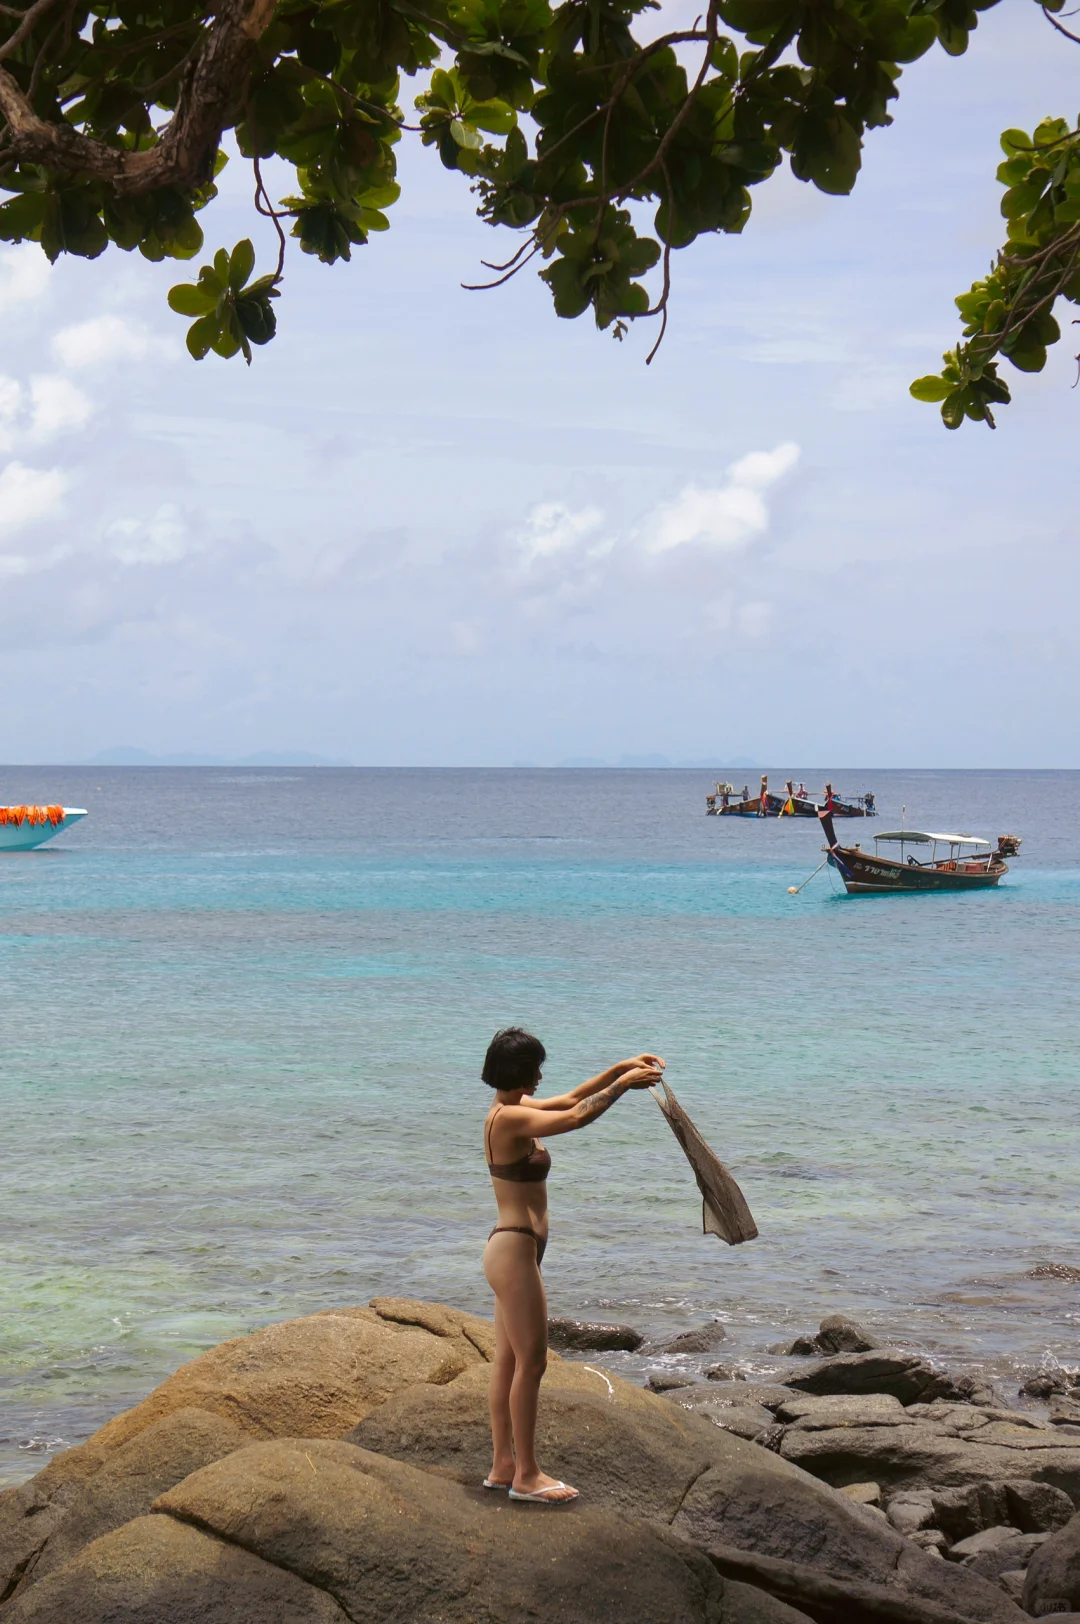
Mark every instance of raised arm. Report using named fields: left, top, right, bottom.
left=530, top=1054, right=666, bottom=1112
left=500, top=1063, right=662, bottom=1139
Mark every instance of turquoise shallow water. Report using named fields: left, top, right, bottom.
left=2, top=766, right=1078, bottom=1486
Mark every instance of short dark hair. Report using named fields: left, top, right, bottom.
left=482, top=1027, right=546, bottom=1091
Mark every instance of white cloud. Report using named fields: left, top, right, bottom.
left=28, top=375, right=94, bottom=442
left=105, top=504, right=189, bottom=565
left=0, top=461, right=68, bottom=530
left=645, top=441, right=800, bottom=554
left=517, top=501, right=604, bottom=560
left=0, top=376, right=22, bottom=452
left=52, top=315, right=166, bottom=368
left=0, top=247, right=51, bottom=316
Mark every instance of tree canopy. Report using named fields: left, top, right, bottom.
left=0, top=0, right=1075, bottom=426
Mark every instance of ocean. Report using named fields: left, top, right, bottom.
left=2, top=766, right=1078, bottom=1487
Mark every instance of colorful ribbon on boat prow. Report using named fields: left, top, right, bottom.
left=0, top=805, right=65, bottom=827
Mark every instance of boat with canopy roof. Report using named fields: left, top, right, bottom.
left=818, top=809, right=1020, bottom=895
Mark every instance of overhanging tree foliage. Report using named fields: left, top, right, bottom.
left=0, top=0, right=1074, bottom=423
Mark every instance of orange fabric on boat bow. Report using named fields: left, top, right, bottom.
left=0, top=804, right=65, bottom=826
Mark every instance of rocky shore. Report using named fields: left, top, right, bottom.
left=2, top=1300, right=1079, bottom=1622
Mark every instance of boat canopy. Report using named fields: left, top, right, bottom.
left=874, top=830, right=990, bottom=847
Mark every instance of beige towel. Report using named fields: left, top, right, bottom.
left=650, top=1079, right=758, bottom=1245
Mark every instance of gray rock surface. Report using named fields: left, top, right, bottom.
left=691, top=1383, right=798, bottom=1412
left=964, top=1532, right=1049, bottom=1583
left=706, top=1364, right=736, bottom=1382
left=546, top=1317, right=644, bottom=1352
left=646, top=1372, right=697, bottom=1393
left=1049, top=1396, right=1080, bottom=1427
left=946, top=1525, right=1027, bottom=1563
left=0, top=1514, right=350, bottom=1624
left=1002, top=1479, right=1076, bottom=1533
left=658, top=1322, right=729, bottom=1355
left=933, top=1484, right=1011, bottom=1542
left=701, top=1404, right=777, bottom=1441
left=814, top=1315, right=883, bottom=1355
left=783, top=1349, right=958, bottom=1405
left=886, top=1490, right=936, bottom=1534
left=1022, top=1510, right=1080, bottom=1617
left=673, top=1457, right=1026, bottom=1622
left=777, top=1393, right=910, bottom=1429
left=838, top=1482, right=882, bottom=1506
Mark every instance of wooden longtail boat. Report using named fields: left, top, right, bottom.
left=819, top=810, right=1021, bottom=895
left=706, top=776, right=876, bottom=818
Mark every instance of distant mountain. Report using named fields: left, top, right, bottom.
left=87, top=748, right=352, bottom=767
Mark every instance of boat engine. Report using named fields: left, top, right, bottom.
left=995, top=834, right=1022, bottom=858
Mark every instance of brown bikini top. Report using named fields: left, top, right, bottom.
left=485, top=1104, right=551, bottom=1184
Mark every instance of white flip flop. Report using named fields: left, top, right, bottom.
left=508, top=1481, right=580, bottom=1504
left=482, top=1478, right=512, bottom=1491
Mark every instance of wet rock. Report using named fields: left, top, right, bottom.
left=1003, top=1479, right=1076, bottom=1533
left=1049, top=1396, right=1080, bottom=1427
left=706, top=1364, right=736, bottom=1382
left=782, top=1350, right=947, bottom=1405
left=1020, top=1369, right=1077, bottom=1400
left=1029, top=1262, right=1080, bottom=1282
left=546, top=1317, right=644, bottom=1352
left=838, top=1482, right=881, bottom=1507
left=782, top=1337, right=820, bottom=1358
left=658, top=1322, right=728, bottom=1355
left=1023, top=1510, right=1080, bottom=1617
left=885, top=1490, right=936, bottom=1535
left=813, top=1316, right=882, bottom=1356
left=933, top=1483, right=1010, bottom=1541
left=647, top=1373, right=697, bottom=1393
left=776, top=1393, right=910, bottom=1430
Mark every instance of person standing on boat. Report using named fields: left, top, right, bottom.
left=481, top=1027, right=663, bottom=1504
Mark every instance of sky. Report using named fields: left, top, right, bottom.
left=0, top=3, right=1077, bottom=768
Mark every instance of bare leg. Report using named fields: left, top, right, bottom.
left=483, top=1231, right=576, bottom=1501
left=487, top=1298, right=516, bottom=1484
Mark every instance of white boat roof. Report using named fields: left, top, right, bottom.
left=874, top=830, right=990, bottom=847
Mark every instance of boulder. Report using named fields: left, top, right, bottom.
left=673, top=1455, right=1026, bottom=1622
left=783, top=1350, right=957, bottom=1405
left=546, top=1317, right=644, bottom=1352
left=1049, top=1396, right=1080, bottom=1427
left=886, top=1490, right=936, bottom=1535
left=777, top=1393, right=911, bottom=1430
left=0, top=1406, right=246, bottom=1600
left=706, top=1364, right=737, bottom=1383
left=838, top=1482, right=882, bottom=1507
left=814, top=1316, right=882, bottom=1355
left=647, top=1373, right=698, bottom=1393
left=151, top=1437, right=760, bottom=1624
left=933, top=1484, right=1011, bottom=1542
left=961, top=1531, right=1049, bottom=1583
left=1002, top=1479, right=1076, bottom=1532
left=701, top=1405, right=776, bottom=1441
left=659, top=1322, right=728, bottom=1355
left=0, top=1513, right=349, bottom=1624
left=0, top=1298, right=492, bottom=1603
left=778, top=1419, right=1080, bottom=1498
left=348, top=1364, right=736, bottom=1521
left=946, top=1525, right=1027, bottom=1563
left=1022, top=1510, right=1080, bottom=1617
left=911, top=1529, right=950, bottom=1555
left=1020, top=1370, right=1077, bottom=1400
left=680, top=1382, right=798, bottom=1413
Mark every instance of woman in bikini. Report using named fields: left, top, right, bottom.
left=481, top=1026, right=664, bottom=1504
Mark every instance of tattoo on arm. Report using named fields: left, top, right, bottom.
left=573, top=1083, right=623, bottom=1120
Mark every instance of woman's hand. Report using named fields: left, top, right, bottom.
left=619, top=1053, right=666, bottom=1075
left=620, top=1064, right=664, bottom=1091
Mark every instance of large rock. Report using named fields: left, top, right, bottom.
left=0, top=1407, right=245, bottom=1601
left=778, top=1417, right=1080, bottom=1498
left=546, top=1317, right=644, bottom=1353
left=783, top=1349, right=960, bottom=1405
left=0, top=1513, right=349, bottom=1623
left=1003, top=1479, right=1076, bottom=1532
left=348, top=1362, right=737, bottom=1521
left=777, top=1393, right=911, bottom=1429
left=1023, top=1511, right=1080, bottom=1617
left=0, top=1299, right=492, bottom=1603
left=672, top=1382, right=798, bottom=1413
left=933, top=1483, right=1011, bottom=1541
left=673, top=1457, right=1026, bottom=1623
left=814, top=1316, right=882, bottom=1355
left=659, top=1323, right=729, bottom=1355
left=151, top=1437, right=791, bottom=1623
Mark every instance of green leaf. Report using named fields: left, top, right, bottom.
left=228, top=239, right=256, bottom=291
left=909, top=375, right=952, bottom=403
left=185, top=312, right=220, bottom=360
left=168, top=283, right=216, bottom=316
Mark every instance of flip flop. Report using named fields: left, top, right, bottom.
left=482, top=1478, right=513, bottom=1491
left=508, top=1481, right=580, bottom=1504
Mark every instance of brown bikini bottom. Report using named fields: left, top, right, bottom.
left=488, top=1225, right=547, bottom=1268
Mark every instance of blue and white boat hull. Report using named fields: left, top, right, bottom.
left=0, top=808, right=87, bottom=851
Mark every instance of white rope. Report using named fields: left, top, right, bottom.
left=582, top=1364, right=614, bottom=1398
